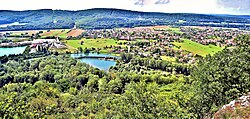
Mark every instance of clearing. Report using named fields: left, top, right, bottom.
left=2, top=30, right=42, bottom=36
left=152, top=26, right=183, bottom=34
left=173, top=39, right=224, bottom=57
left=160, top=56, right=176, bottom=62
left=66, top=39, right=119, bottom=49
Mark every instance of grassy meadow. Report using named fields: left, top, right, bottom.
left=160, top=56, right=177, bottom=62
left=167, top=28, right=183, bottom=34
left=173, top=39, right=224, bottom=57
left=66, top=39, right=117, bottom=48
left=153, top=26, right=183, bottom=34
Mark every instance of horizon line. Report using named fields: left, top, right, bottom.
left=0, top=8, right=249, bottom=16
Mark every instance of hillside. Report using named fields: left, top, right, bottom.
left=0, top=8, right=250, bottom=31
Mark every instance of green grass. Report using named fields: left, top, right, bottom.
left=173, top=39, right=224, bottom=57
left=51, top=31, right=61, bottom=36
left=51, top=45, right=77, bottom=54
left=9, top=30, right=41, bottom=37
left=6, top=37, right=30, bottom=42
left=168, top=28, right=183, bottom=34
left=58, top=30, right=70, bottom=39
left=160, top=56, right=176, bottom=62
left=154, top=27, right=183, bottom=34
left=10, top=32, right=22, bottom=36
left=65, top=38, right=134, bottom=54
left=136, top=39, right=157, bottom=42
left=66, top=39, right=118, bottom=49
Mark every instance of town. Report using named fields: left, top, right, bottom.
left=1, top=26, right=248, bottom=64
left=0, top=3, right=250, bottom=119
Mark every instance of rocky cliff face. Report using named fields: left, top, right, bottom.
left=214, top=94, right=250, bottom=119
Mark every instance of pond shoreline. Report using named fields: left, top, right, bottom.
left=0, top=46, right=27, bottom=56
left=71, top=53, right=118, bottom=71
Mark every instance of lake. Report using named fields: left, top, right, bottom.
left=71, top=53, right=117, bottom=71
left=0, top=46, right=26, bottom=56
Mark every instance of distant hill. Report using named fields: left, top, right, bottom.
left=0, top=8, right=250, bottom=31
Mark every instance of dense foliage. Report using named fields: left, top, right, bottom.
left=112, top=53, right=191, bottom=76
left=0, top=35, right=249, bottom=118
left=189, top=35, right=250, bottom=118
left=0, top=55, right=192, bottom=118
left=0, top=8, right=250, bottom=31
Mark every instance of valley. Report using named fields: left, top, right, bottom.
left=0, top=8, right=249, bottom=119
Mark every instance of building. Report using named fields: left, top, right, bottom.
left=0, top=33, right=5, bottom=39
left=32, top=39, right=57, bottom=44
left=29, top=38, right=66, bottom=53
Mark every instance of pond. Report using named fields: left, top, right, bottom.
left=0, top=46, right=26, bottom=56
left=71, top=53, right=117, bottom=71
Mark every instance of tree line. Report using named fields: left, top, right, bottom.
left=0, top=35, right=249, bottom=118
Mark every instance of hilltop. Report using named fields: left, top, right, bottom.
left=0, top=8, right=250, bottom=31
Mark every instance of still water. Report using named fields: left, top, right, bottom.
left=0, top=46, right=26, bottom=56
left=71, top=53, right=117, bottom=71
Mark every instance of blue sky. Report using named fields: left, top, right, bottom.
left=0, top=0, right=249, bottom=15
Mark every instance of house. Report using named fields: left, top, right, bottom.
left=30, top=44, right=37, bottom=48
left=0, top=33, right=4, bottom=39
left=32, top=39, right=57, bottom=44
left=119, top=36, right=131, bottom=40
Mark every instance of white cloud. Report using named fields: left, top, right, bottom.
left=0, top=0, right=247, bottom=15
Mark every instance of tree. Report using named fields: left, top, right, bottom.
left=78, top=47, right=83, bottom=53
left=120, top=53, right=133, bottom=63
left=190, top=35, right=250, bottom=118
left=83, top=48, right=90, bottom=54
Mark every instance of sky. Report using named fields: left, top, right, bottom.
left=0, top=0, right=249, bottom=15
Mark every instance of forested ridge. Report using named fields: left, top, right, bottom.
left=0, top=8, right=250, bottom=31
left=0, top=35, right=249, bottom=118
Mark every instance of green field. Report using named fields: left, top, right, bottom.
left=9, top=32, right=23, bottom=36
left=51, top=31, right=61, bottom=36
left=173, top=39, right=224, bottom=57
left=154, top=27, right=183, bottom=34
left=154, top=26, right=183, bottom=34
left=6, top=30, right=43, bottom=37
left=66, top=39, right=119, bottom=49
left=63, top=38, right=131, bottom=53
left=160, top=56, right=176, bottom=62
left=57, top=29, right=70, bottom=38
left=168, top=28, right=183, bottom=34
